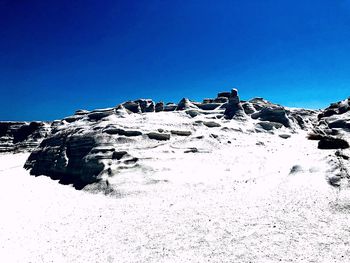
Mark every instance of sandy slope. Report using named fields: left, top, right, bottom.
left=1, top=133, right=350, bottom=263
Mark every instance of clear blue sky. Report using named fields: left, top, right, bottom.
left=1, top=0, right=350, bottom=121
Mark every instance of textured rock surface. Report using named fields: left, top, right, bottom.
left=224, top=89, right=245, bottom=119
left=251, top=106, right=291, bottom=127
left=0, top=121, right=50, bottom=153
left=0, top=88, right=346, bottom=192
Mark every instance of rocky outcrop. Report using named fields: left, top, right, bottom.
left=0, top=87, right=344, bottom=193
left=117, top=99, right=155, bottom=114
left=164, top=103, right=178, bottom=112
left=155, top=102, right=164, bottom=112
left=251, top=106, right=291, bottom=127
left=135, top=99, right=155, bottom=113
left=24, top=131, right=104, bottom=189
left=0, top=121, right=50, bottom=153
left=306, top=97, right=350, bottom=151
left=224, top=89, right=245, bottom=119
left=176, top=98, right=198, bottom=111
left=318, top=98, right=350, bottom=119
left=256, top=121, right=283, bottom=131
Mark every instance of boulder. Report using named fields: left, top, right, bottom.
left=185, top=109, right=200, bottom=118
left=147, top=132, right=171, bottom=140
left=279, top=134, right=291, bottom=139
left=155, top=102, right=164, bottom=112
left=249, top=98, right=275, bottom=111
left=163, top=103, right=177, bottom=112
left=176, top=98, right=198, bottom=111
left=242, top=102, right=256, bottom=115
left=121, top=101, right=141, bottom=114
left=88, top=109, right=114, bottom=121
left=135, top=99, right=155, bottom=113
left=224, top=89, right=245, bottom=119
left=170, top=130, right=192, bottom=136
left=251, top=106, right=290, bottom=127
left=256, top=121, right=283, bottom=131
left=328, top=119, right=350, bottom=129
left=203, top=121, right=221, bottom=128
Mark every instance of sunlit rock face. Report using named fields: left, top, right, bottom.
left=0, top=89, right=347, bottom=192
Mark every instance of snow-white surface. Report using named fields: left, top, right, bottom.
left=1, top=132, right=350, bottom=262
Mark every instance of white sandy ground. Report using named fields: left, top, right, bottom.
left=1, top=133, right=350, bottom=263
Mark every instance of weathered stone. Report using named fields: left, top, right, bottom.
left=185, top=109, right=200, bottom=118
left=176, top=98, right=198, bottom=111
left=170, top=130, right=192, bottom=136
left=242, top=102, right=256, bottom=115
left=318, top=136, right=349, bottom=149
left=135, top=99, right=155, bottom=113
left=24, top=132, right=104, bottom=189
left=0, top=121, right=49, bottom=153
left=203, top=121, right=221, bottom=128
left=103, top=127, right=142, bottom=136
left=147, top=132, right=171, bottom=140
left=224, top=89, right=245, bottom=119
left=163, top=103, right=177, bottom=112
left=121, top=101, right=142, bottom=114
left=256, top=121, right=283, bottom=131
left=251, top=107, right=290, bottom=127
left=155, top=102, right=164, bottom=112
left=279, top=134, right=291, bottom=139
left=249, top=98, right=275, bottom=111
left=328, top=119, right=350, bottom=129
left=88, top=109, right=114, bottom=121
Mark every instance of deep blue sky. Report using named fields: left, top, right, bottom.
left=1, top=0, right=350, bottom=121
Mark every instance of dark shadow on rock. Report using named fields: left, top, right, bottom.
left=318, top=137, right=349, bottom=149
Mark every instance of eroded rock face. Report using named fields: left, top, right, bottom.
left=318, top=98, right=350, bottom=119
left=0, top=121, right=50, bottom=153
left=24, top=131, right=104, bottom=189
left=224, top=89, right=245, bottom=119
left=7, top=88, right=347, bottom=193
left=176, top=98, right=198, bottom=111
left=307, top=97, right=350, bottom=150
left=251, top=107, right=291, bottom=127
left=155, top=102, right=164, bottom=112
